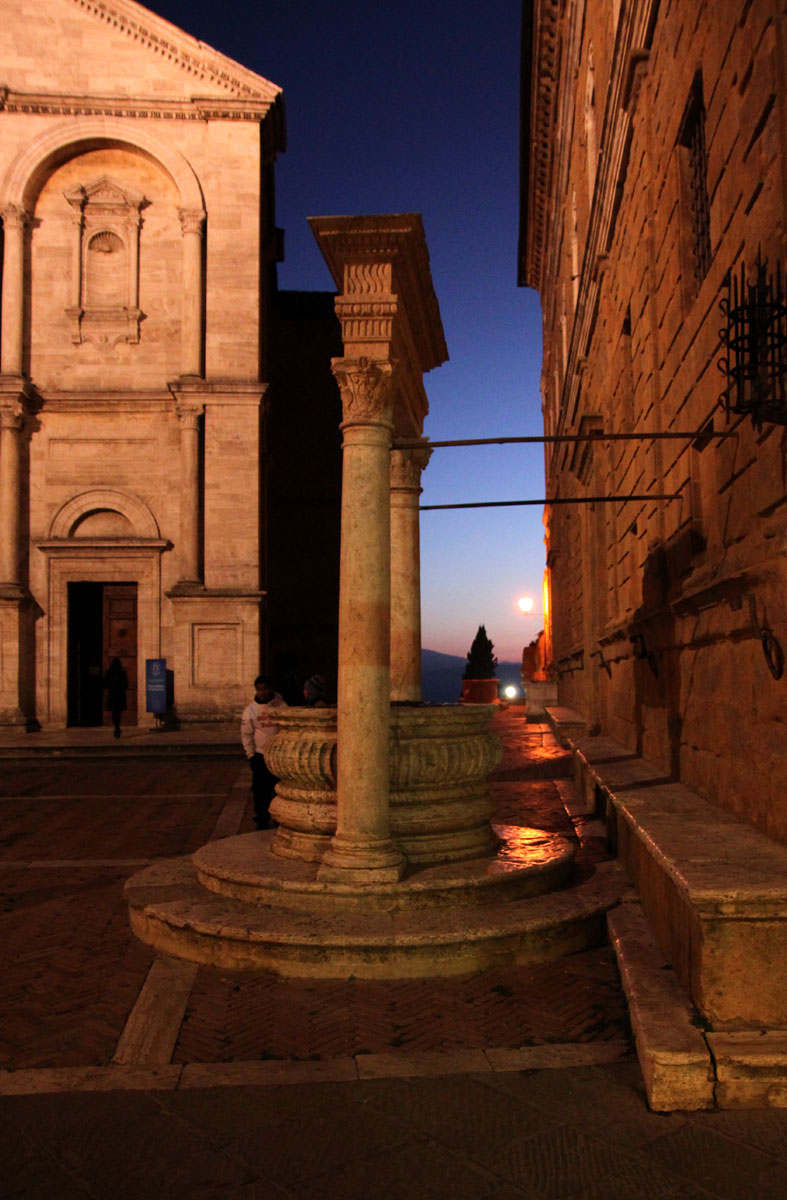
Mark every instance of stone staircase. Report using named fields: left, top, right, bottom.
left=547, top=707, right=787, bottom=1109
left=125, top=824, right=626, bottom=979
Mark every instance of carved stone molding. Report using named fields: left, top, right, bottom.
left=332, top=356, right=396, bottom=426
left=69, top=0, right=280, bottom=102
left=0, top=402, right=25, bottom=432
left=390, top=444, right=432, bottom=491
left=175, top=403, right=204, bottom=430
left=345, top=261, right=394, bottom=295
left=178, top=208, right=207, bottom=237
left=266, top=706, right=501, bottom=865
left=64, top=176, right=146, bottom=347
left=0, top=204, right=31, bottom=231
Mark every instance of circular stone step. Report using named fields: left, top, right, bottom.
left=192, top=825, right=575, bottom=913
left=125, top=848, right=627, bottom=979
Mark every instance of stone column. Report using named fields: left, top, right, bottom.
left=0, top=206, right=30, bottom=377
left=318, top=357, right=406, bottom=882
left=178, top=208, right=206, bottom=378
left=0, top=402, right=24, bottom=588
left=390, top=444, right=431, bottom=701
left=175, top=403, right=203, bottom=585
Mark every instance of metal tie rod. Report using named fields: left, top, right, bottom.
left=396, top=431, right=737, bottom=449
left=420, top=494, right=681, bottom=511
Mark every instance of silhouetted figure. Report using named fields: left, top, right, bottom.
left=241, top=675, right=287, bottom=830
left=103, top=656, right=128, bottom=738
left=303, top=674, right=329, bottom=707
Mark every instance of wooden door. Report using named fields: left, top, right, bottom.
left=103, top=584, right=138, bottom=725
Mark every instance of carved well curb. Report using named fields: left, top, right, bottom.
left=266, top=705, right=502, bottom=864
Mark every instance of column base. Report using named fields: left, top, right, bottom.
left=317, top=834, right=407, bottom=884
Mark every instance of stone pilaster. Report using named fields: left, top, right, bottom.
left=178, top=208, right=206, bottom=377
left=318, top=356, right=406, bottom=882
left=175, top=403, right=204, bottom=585
left=0, top=205, right=30, bottom=377
left=0, top=399, right=25, bottom=590
left=390, top=443, right=431, bottom=701
left=0, top=390, right=29, bottom=726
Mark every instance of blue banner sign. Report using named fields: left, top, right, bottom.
left=145, top=658, right=167, bottom=714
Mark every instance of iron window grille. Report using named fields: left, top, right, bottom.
left=678, top=74, right=712, bottom=286
left=719, top=251, right=787, bottom=429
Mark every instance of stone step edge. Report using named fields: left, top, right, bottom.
left=609, top=899, right=787, bottom=1111
left=127, top=858, right=627, bottom=948
left=608, top=899, right=715, bottom=1112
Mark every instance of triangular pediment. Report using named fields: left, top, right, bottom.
left=64, top=175, right=146, bottom=209
left=1, top=0, right=282, bottom=108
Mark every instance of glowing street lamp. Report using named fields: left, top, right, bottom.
left=504, top=685, right=518, bottom=699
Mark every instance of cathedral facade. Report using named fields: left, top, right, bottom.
left=0, top=0, right=340, bottom=726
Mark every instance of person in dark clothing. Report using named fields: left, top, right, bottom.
left=240, top=675, right=287, bottom=830
left=303, top=674, right=329, bottom=707
left=103, top=656, right=128, bottom=738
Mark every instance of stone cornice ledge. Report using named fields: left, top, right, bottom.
left=37, top=538, right=170, bottom=553
left=308, top=214, right=448, bottom=375
left=165, top=586, right=266, bottom=600
left=67, top=0, right=282, bottom=104
left=167, top=379, right=268, bottom=407
left=0, top=87, right=280, bottom=125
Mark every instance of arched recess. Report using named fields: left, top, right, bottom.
left=0, top=117, right=204, bottom=212
left=49, top=489, right=160, bottom=540
left=39, top=488, right=168, bottom=727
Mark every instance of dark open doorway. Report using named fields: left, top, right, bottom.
left=67, top=582, right=138, bottom=726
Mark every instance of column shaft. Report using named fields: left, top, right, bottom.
left=0, top=408, right=23, bottom=585
left=319, top=358, right=405, bottom=882
left=177, top=406, right=202, bottom=584
left=179, top=209, right=206, bottom=378
left=390, top=446, right=430, bottom=701
left=0, top=207, right=29, bottom=377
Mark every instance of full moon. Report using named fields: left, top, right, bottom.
left=518, top=596, right=534, bottom=613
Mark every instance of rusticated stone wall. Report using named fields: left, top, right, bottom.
left=521, top=0, right=787, bottom=840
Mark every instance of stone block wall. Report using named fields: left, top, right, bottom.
left=523, top=0, right=787, bottom=840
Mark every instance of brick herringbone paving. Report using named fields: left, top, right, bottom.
left=0, top=867, right=155, bottom=1070
left=174, top=719, right=624, bottom=1066
left=0, top=721, right=629, bottom=1074
left=173, top=948, right=628, bottom=1064
left=0, top=760, right=239, bottom=860
left=0, top=756, right=240, bottom=1070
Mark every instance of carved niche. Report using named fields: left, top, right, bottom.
left=64, top=176, right=146, bottom=347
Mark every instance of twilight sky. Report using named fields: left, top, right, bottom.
left=147, top=0, right=546, bottom=662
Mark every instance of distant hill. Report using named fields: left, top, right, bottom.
left=421, top=648, right=523, bottom=704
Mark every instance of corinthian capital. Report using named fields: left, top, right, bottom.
left=178, top=208, right=207, bottom=236
left=332, top=356, right=396, bottom=426
left=0, top=205, right=30, bottom=231
left=390, top=443, right=432, bottom=491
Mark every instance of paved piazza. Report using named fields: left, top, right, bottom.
left=2, top=716, right=786, bottom=1198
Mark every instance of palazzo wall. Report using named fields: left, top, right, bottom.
left=520, top=0, right=787, bottom=840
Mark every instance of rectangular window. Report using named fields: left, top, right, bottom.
left=677, top=73, right=712, bottom=287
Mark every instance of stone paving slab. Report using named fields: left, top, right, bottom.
left=3, top=1062, right=787, bottom=1198
left=2, top=719, right=787, bottom=1195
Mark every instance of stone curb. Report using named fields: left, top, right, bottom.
left=0, top=1041, right=631, bottom=1096
left=608, top=900, right=715, bottom=1112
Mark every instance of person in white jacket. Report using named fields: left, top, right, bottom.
left=240, top=675, right=287, bottom=830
